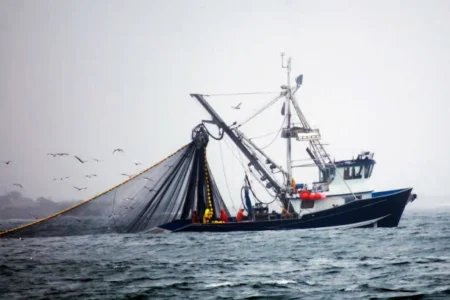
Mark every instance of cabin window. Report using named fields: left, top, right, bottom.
left=355, top=166, right=362, bottom=178
left=301, top=200, right=314, bottom=209
left=343, top=165, right=364, bottom=180
left=343, top=167, right=350, bottom=179
left=364, top=164, right=374, bottom=178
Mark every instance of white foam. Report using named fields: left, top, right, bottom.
left=205, top=282, right=238, bottom=288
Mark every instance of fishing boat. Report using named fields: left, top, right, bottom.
left=0, top=54, right=417, bottom=238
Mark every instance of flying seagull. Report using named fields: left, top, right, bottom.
left=13, top=183, right=23, bottom=188
left=113, top=148, right=124, bottom=154
left=142, top=177, right=154, bottom=181
left=134, top=162, right=142, bottom=166
left=90, top=174, right=97, bottom=177
left=232, top=102, right=242, bottom=110
left=56, top=153, right=69, bottom=156
left=47, top=153, right=57, bottom=157
left=124, top=197, right=134, bottom=201
left=73, top=186, right=87, bottom=191
left=74, top=155, right=88, bottom=164
left=92, top=158, right=102, bottom=163
left=121, top=173, right=133, bottom=178
left=85, top=175, right=92, bottom=178
left=2, top=161, right=11, bottom=165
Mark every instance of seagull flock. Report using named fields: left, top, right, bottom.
left=2, top=148, right=146, bottom=193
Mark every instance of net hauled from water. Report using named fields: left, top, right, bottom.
left=0, top=137, right=229, bottom=238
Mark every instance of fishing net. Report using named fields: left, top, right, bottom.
left=0, top=130, right=229, bottom=238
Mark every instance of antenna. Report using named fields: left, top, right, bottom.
left=281, top=52, right=293, bottom=194
left=281, top=52, right=291, bottom=71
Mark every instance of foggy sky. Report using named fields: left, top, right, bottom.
left=1, top=0, right=449, bottom=210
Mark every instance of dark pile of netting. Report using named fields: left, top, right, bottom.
left=0, top=136, right=230, bottom=238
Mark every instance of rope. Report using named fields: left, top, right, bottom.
left=205, top=92, right=280, bottom=97
left=330, top=162, right=358, bottom=200
left=244, top=174, right=278, bottom=205
left=219, top=142, right=236, bottom=212
left=222, top=136, right=280, bottom=202
left=260, top=115, right=287, bottom=150
left=249, top=129, right=281, bottom=140
left=238, top=94, right=284, bottom=128
left=0, top=143, right=192, bottom=237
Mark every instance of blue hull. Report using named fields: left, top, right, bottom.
left=159, top=188, right=413, bottom=232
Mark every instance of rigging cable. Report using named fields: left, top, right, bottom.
left=249, top=129, right=281, bottom=140
left=260, top=115, right=287, bottom=150
left=244, top=173, right=278, bottom=205
left=205, top=91, right=280, bottom=97
left=218, top=141, right=237, bottom=212
left=222, top=135, right=280, bottom=200
left=238, top=94, right=285, bottom=128
left=330, top=161, right=358, bottom=200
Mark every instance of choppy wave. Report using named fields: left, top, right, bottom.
left=0, top=209, right=449, bottom=299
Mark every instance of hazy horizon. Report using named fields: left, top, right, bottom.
left=1, top=1, right=450, bottom=211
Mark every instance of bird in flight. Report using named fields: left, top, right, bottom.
left=92, top=158, right=102, bottom=163
left=134, top=162, right=142, bottom=166
left=47, top=153, right=58, bottom=157
left=13, top=183, right=23, bottom=188
left=90, top=174, right=97, bottom=177
left=85, top=175, right=92, bottom=178
left=142, top=177, right=153, bottom=181
left=73, top=186, right=87, bottom=191
left=232, top=102, right=242, bottom=110
left=2, top=161, right=11, bottom=165
left=121, top=173, right=133, bottom=178
left=56, top=153, right=69, bottom=156
left=113, top=148, right=124, bottom=154
left=124, top=197, right=134, bottom=201
left=74, top=155, right=88, bottom=164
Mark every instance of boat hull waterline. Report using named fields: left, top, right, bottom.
left=158, top=188, right=412, bottom=233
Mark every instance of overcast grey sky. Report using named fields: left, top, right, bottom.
left=1, top=0, right=449, bottom=210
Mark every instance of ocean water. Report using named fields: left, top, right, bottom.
left=1, top=209, right=449, bottom=299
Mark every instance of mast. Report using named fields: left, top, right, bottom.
left=282, top=53, right=293, bottom=193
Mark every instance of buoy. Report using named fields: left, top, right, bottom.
left=300, top=191, right=311, bottom=200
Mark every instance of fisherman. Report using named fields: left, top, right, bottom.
left=203, top=208, right=212, bottom=223
left=281, top=205, right=290, bottom=218
left=236, top=208, right=245, bottom=222
left=191, top=210, right=199, bottom=223
left=220, top=209, right=229, bottom=223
